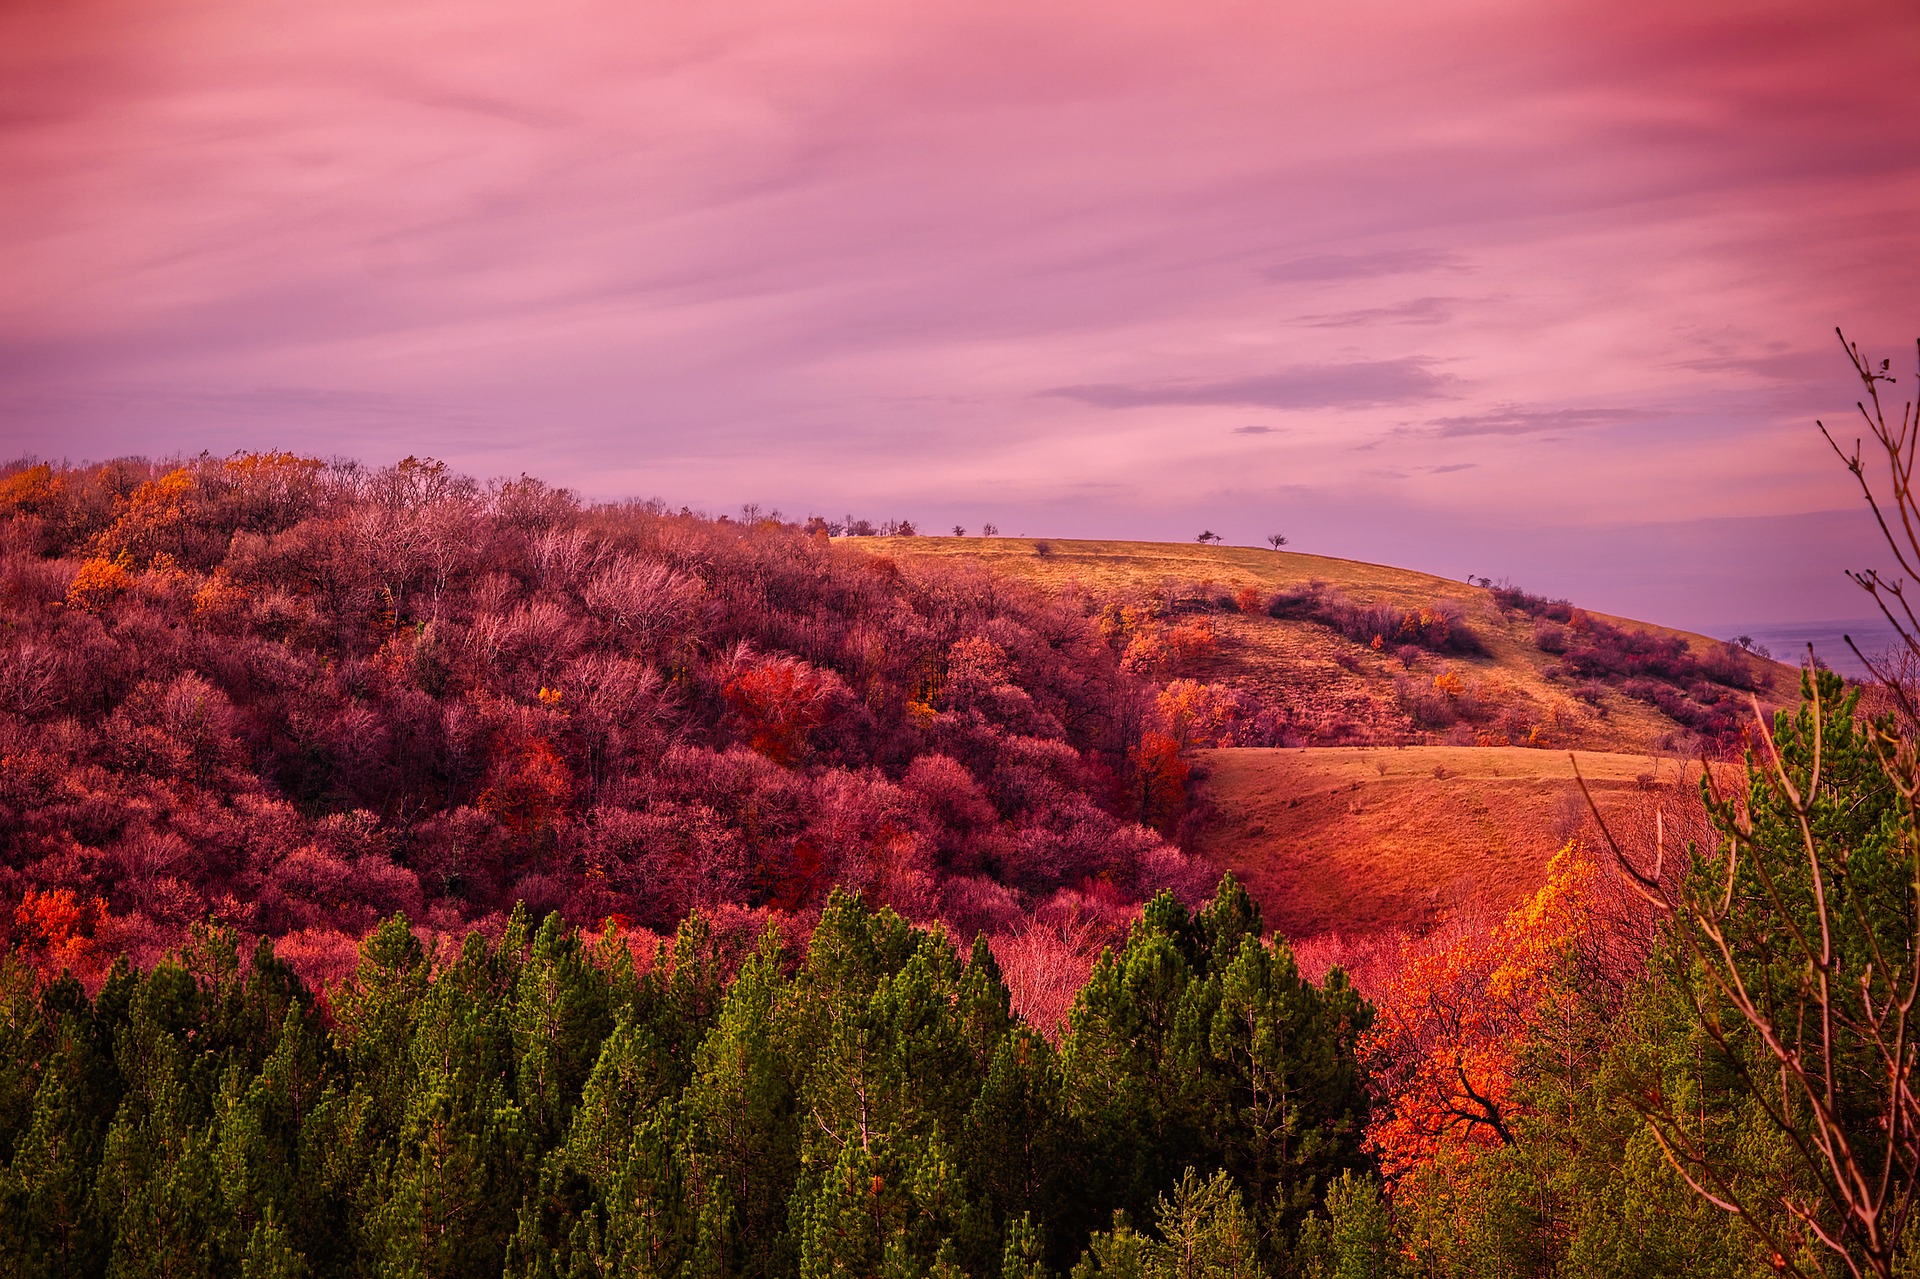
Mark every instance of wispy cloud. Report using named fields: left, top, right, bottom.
left=1233, top=424, right=1276, bottom=435
left=1664, top=350, right=1837, bottom=382
left=1259, top=245, right=1466, bottom=282
left=1370, top=461, right=1480, bottom=481
left=1042, top=359, right=1453, bottom=410
left=1423, top=406, right=1658, bottom=438
left=1293, top=296, right=1462, bottom=328
left=1262, top=249, right=1466, bottom=283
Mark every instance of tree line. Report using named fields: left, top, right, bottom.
left=0, top=877, right=1375, bottom=1279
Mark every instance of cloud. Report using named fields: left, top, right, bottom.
left=1042, top=359, right=1453, bottom=410
left=0, top=382, right=485, bottom=424
left=1423, top=406, right=1659, bottom=438
left=0, top=0, right=1914, bottom=631
left=1262, top=249, right=1466, bottom=284
left=1292, top=296, right=1462, bottom=328
left=1232, top=424, right=1275, bottom=435
left=1664, top=350, right=1839, bottom=382
left=1370, top=462, right=1479, bottom=481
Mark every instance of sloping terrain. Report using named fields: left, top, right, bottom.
left=1190, top=744, right=1715, bottom=943
left=862, top=536, right=1798, bottom=754
left=856, top=536, right=1774, bottom=942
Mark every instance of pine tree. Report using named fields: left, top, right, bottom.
left=239, top=1208, right=307, bottom=1279
left=511, top=913, right=612, bottom=1147
left=1071, top=1170, right=1262, bottom=1279
left=681, top=938, right=795, bottom=1279
left=1207, top=934, right=1370, bottom=1245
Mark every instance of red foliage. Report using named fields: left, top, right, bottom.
left=0, top=453, right=1211, bottom=966
left=720, top=646, right=846, bottom=766
left=1128, top=730, right=1190, bottom=831
left=990, top=915, right=1102, bottom=1041
left=478, top=736, right=574, bottom=837
left=1362, top=846, right=1596, bottom=1183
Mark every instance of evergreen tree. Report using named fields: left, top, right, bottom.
left=1062, top=878, right=1370, bottom=1256
left=681, top=937, right=795, bottom=1279
left=511, top=913, right=612, bottom=1148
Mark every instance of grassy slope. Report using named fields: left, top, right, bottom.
left=861, top=535, right=1797, bottom=754
left=1190, top=745, right=1718, bottom=942
left=858, top=536, right=1786, bottom=939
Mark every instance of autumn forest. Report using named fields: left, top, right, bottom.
left=0, top=445, right=1915, bottom=1279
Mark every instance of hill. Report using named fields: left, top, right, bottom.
left=855, top=536, right=1797, bottom=755
left=0, top=457, right=1212, bottom=981
left=851, top=535, right=1783, bottom=942
left=0, top=454, right=1795, bottom=984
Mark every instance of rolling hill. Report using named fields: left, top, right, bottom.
left=853, top=535, right=1787, bottom=941
left=857, top=535, right=1797, bottom=754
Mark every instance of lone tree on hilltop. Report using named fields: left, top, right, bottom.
left=1267, top=533, right=1288, bottom=550
left=1196, top=530, right=1223, bottom=544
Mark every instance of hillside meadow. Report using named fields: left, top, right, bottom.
left=856, top=536, right=1795, bottom=756
left=1189, top=744, right=1728, bottom=950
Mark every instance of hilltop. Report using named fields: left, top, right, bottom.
left=855, top=536, right=1797, bottom=755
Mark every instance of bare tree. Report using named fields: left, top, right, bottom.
left=1825, top=333, right=1920, bottom=716
left=1576, top=332, right=1920, bottom=1279
left=1267, top=533, right=1288, bottom=550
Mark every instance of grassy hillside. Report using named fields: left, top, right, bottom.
left=858, top=535, right=1798, bottom=755
left=854, top=535, right=1783, bottom=941
left=1190, top=744, right=1718, bottom=943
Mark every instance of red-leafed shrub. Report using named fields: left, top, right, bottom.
left=1268, top=582, right=1483, bottom=655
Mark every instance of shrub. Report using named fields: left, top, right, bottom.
left=1505, top=581, right=1767, bottom=747
left=1490, top=581, right=1573, bottom=620
left=1275, top=585, right=1484, bottom=656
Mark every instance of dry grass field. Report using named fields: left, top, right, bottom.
left=1190, top=744, right=1720, bottom=943
left=859, top=535, right=1798, bottom=754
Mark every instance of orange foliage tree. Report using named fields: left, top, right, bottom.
left=1362, top=845, right=1597, bottom=1183
left=1127, top=729, right=1190, bottom=830
left=11, top=887, right=108, bottom=982
left=1155, top=678, right=1244, bottom=748
left=1120, top=617, right=1219, bottom=678
left=91, top=466, right=196, bottom=563
left=0, top=462, right=56, bottom=516
left=65, top=552, right=134, bottom=611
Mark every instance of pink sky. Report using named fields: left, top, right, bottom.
left=4, top=0, right=1918, bottom=628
